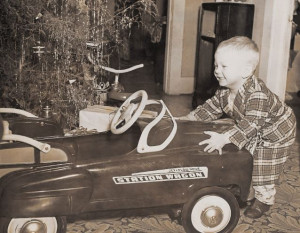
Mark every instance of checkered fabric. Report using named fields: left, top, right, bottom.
left=189, top=76, right=296, bottom=186
left=253, top=184, right=276, bottom=205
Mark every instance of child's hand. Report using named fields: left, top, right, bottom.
left=199, top=131, right=230, bottom=155
left=175, top=114, right=197, bottom=121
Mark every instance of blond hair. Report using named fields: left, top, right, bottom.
left=216, top=36, right=259, bottom=70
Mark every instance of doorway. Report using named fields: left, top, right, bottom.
left=117, top=0, right=168, bottom=95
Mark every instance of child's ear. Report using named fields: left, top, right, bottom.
left=242, top=64, right=254, bottom=78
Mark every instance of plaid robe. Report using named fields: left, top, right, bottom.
left=189, top=76, right=296, bottom=186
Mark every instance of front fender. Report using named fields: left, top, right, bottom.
left=0, top=164, right=92, bottom=218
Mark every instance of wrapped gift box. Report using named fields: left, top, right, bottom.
left=79, top=105, right=117, bottom=132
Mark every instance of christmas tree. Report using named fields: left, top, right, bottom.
left=0, top=0, right=161, bottom=128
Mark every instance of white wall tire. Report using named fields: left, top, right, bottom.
left=182, top=187, right=240, bottom=233
left=1, top=216, right=66, bottom=233
left=191, top=195, right=231, bottom=232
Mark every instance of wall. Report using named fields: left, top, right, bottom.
left=181, top=0, right=214, bottom=78
left=164, top=0, right=213, bottom=94
left=164, top=0, right=189, bottom=94
left=256, top=0, right=294, bottom=100
left=249, top=0, right=265, bottom=76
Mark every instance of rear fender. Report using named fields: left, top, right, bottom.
left=184, top=184, right=241, bottom=200
left=0, top=165, right=92, bottom=218
left=183, top=153, right=253, bottom=202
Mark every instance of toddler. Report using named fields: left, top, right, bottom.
left=179, top=36, right=296, bottom=219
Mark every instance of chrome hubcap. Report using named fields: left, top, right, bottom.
left=20, top=219, right=47, bottom=233
left=201, top=206, right=223, bottom=228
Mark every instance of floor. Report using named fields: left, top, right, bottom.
left=66, top=53, right=300, bottom=232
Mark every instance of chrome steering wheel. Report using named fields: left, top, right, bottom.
left=111, top=90, right=148, bottom=134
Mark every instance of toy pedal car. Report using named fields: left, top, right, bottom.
left=0, top=91, right=252, bottom=233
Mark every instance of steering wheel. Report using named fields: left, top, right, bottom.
left=111, top=90, right=148, bottom=134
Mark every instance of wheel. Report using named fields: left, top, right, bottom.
left=0, top=216, right=67, bottom=233
left=182, top=187, right=240, bottom=233
left=111, top=90, right=148, bottom=134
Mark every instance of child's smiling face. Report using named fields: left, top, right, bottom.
left=214, top=48, right=251, bottom=91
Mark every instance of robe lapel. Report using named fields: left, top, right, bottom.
left=232, top=92, right=245, bottom=120
left=232, top=77, right=253, bottom=119
left=222, top=89, right=233, bottom=117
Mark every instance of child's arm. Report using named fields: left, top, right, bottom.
left=177, top=89, right=225, bottom=121
left=199, top=131, right=231, bottom=155
left=175, top=113, right=198, bottom=121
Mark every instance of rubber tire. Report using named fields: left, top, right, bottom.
left=182, top=187, right=240, bottom=233
left=0, top=216, right=67, bottom=233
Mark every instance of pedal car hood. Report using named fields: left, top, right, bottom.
left=137, top=119, right=239, bottom=155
